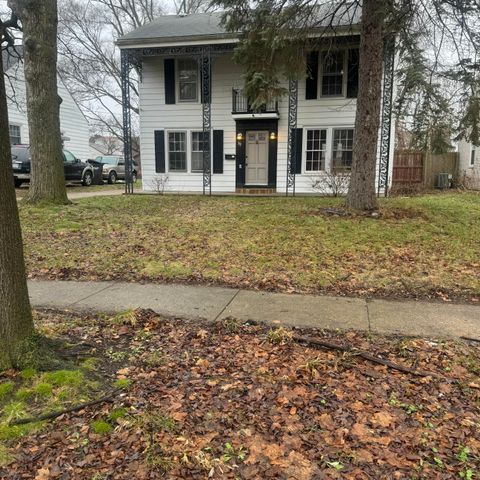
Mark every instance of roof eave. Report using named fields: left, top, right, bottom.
left=116, top=23, right=361, bottom=50
left=116, top=33, right=238, bottom=49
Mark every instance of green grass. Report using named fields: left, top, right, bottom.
left=19, top=191, right=480, bottom=300
left=0, top=366, right=103, bottom=444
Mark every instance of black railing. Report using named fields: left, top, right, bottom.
left=232, top=89, right=278, bottom=114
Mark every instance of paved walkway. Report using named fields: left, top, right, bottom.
left=27, top=280, right=479, bottom=340
left=16, top=188, right=123, bottom=201
left=67, top=189, right=123, bottom=200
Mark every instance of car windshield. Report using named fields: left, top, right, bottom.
left=100, top=157, right=119, bottom=165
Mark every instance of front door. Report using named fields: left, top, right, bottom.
left=245, top=131, right=268, bottom=185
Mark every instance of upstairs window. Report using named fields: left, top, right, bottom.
left=471, top=145, right=476, bottom=166
left=178, top=58, right=198, bottom=102
left=9, top=125, right=21, bottom=145
left=322, top=51, right=344, bottom=96
left=305, top=129, right=327, bottom=172
left=332, top=129, right=354, bottom=172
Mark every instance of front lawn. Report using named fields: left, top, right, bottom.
left=2, top=310, right=479, bottom=478
left=19, top=191, right=480, bottom=301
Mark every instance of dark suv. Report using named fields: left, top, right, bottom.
left=11, top=146, right=95, bottom=188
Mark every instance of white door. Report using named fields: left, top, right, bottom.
left=245, top=131, right=268, bottom=185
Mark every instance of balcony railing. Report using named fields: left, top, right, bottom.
left=232, top=89, right=278, bottom=114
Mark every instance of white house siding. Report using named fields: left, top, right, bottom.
left=6, top=63, right=89, bottom=160
left=139, top=51, right=394, bottom=194
left=458, top=139, right=480, bottom=189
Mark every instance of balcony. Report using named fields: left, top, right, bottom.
left=232, top=89, right=279, bottom=119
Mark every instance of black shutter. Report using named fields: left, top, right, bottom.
left=154, top=130, right=165, bottom=173
left=164, top=59, right=176, bottom=104
left=347, top=49, right=359, bottom=99
left=305, top=51, right=319, bottom=100
left=290, top=128, right=303, bottom=174
left=213, top=130, right=224, bottom=174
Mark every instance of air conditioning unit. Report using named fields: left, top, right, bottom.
left=435, top=173, right=450, bottom=189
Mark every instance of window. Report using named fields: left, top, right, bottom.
left=178, top=58, right=198, bottom=102
left=191, top=131, right=209, bottom=172
left=63, top=150, right=76, bottom=163
left=305, top=129, right=327, bottom=172
left=471, top=146, right=476, bottom=166
left=101, top=156, right=119, bottom=165
left=332, top=129, right=354, bottom=172
left=9, top=125, right=21, bottom=145
left=168, top=132, right=187, bottom=171
left=322, top=51, right=344, bottom=96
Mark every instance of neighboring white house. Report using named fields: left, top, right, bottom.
left=4, top=47, right=90, bottom=160
left=89, top=135, right=124, bottom=160
left=117, top=9, right=396, bottom=194
left=457, top=139, right=480, bottom=189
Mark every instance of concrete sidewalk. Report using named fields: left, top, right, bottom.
left=27, top=280, right=479, bottom=339
left=67, top=189, right=123, bottom=200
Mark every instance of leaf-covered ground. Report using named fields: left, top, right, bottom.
left=19, top=192, right=480, bottom=302
left=1, top=310, right=479, bottom=479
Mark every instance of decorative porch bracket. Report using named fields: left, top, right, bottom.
left=121, top=49, right=134, bottom=195
left=378, top=37, right=395, bottom=197
left=286, top=78, right=298, bottom=196
left=201, top=47, right=212, bottom=196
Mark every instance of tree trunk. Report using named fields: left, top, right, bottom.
left=0, top=49, right=35, bottom=370
left=346, top=0, right=385, bottom=210
left=8, top=0, right=69, bottom=204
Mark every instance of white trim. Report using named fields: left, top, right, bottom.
left=166, top=130, right=188, bottom=173
left=318, top=48, right=349, bottom=98
left=165, top=128, right=213, bottom=174
left=176, top=58, right=200, bottom=103
left=303, top=128, right=328, bottom=174
left=301, top=125, right=355, bottom=174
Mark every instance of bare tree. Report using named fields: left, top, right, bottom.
left=8, top=0, right=69, bottom=205
left=57, top=0, right=164, bottom=144
left=0, top=13, right=34, bottom=370
left=174, top=0, right=213, bottom=14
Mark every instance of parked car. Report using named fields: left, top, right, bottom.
left=95, top=155, right=138, bottom=184
left=11, top=145, right=95, bottom=188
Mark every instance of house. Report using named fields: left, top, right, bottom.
left=117, top=8, right=396, bottom=195
left=89, top=135, right=124, bottom=160
left=457, top=139, right=480, bottom=189
left=4, top=47, right=90, bottom=160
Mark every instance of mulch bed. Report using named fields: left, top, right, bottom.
left=2, top=309, right=480, bottom=479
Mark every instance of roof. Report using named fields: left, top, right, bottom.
left=2, top=45, right=24, bottom=71
left=117, top=5, right=361, bottom=48
left=117, top=12, right=230, bottom=47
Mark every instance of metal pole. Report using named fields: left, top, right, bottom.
left=121, top=49, right=134, bottom=195
left=378, top=37, right=395, bottom=197
left=201, top=47, right=212, bottom=196
left=286, top=78, right=298, bottom=196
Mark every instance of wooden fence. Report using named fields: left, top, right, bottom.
left=392, top=151, right=424, bottom=184
left=392, top=150, right=459, bottom=189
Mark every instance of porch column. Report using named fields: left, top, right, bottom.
left=378, top=37, right=395, bottom=197
left=286, top=78, right=298, bottom=196
left=121, top=48, right=134, bottom=195
left=201, top=47, right=212, bottom=196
